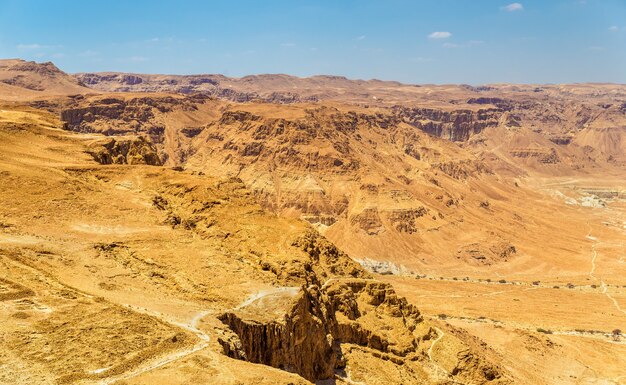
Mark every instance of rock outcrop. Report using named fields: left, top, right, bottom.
left=219, top=277, right=507, bottom=384
left=86, top=137, right=162, bottom=165
left=510, top=148, right=560, bottom=164
left=218, top=287, right=337, bottom=382
left=392, top=106, right=501, bottom=141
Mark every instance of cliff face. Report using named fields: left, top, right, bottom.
left=213, top=226, right=506, bottom=384
left=74, top=72, right=320, bottom=103
left=86, top=137, right=162, bottom=165
left=393, top=106, right=501, bottom=142
left=218, top=287, right=337, bottom=382
left=60, top=95, right=194, bottom=136
left=218, top=277, right=507, bottom=384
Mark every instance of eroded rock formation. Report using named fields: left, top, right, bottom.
left=86, top=137, right=162, bottom=165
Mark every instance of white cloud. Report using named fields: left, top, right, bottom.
left=355, top=35, right=366, bottom=41
left=428, top=31, right=451, bottom=39
left=409, top=57, right=433, bottom=63
left=280, top=42, right=296, bottom=47
left=502, top=3, right=523, bottom=12
left=17, top=43, right=44, bottom=51
left=78, top=50, right=100, bottom=57
left=17, top=43, right=62, bottom=52
left=145, top=37, right=174, bottom=44
left=588, top=45, right=604, bottom=51
left=608, top=26, right=620, bottom=32
left=115, top=56, right=148, bottom=63
left=443, top=40, right=485, bottom=49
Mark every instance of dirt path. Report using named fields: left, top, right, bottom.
left=436, top=315, right=626, bottom=345
left=335, top=368, right=367, bottom=385
left=3, top=254, right=215, bottom=385
left=601, top=282, right=626, bottom=317
left=94, top=307, right=213, bottom=385
left=95, top=286, right=303, bottom=384
left=98, top=341, right=209, bottom=385
left=426, top=327, right=475, bottom=385
left=428, top=327, right=445, bottom=361
left=586, top=226, right=626, bottom=318
left=235, top=286, right=300, bottom=309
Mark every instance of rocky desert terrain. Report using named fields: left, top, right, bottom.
left=0, top=58, right=625, bottom=385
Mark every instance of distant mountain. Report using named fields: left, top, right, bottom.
left=0, top=59, right=92, bottom=98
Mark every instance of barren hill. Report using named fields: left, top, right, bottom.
left=0, top=59, right=93, bottom=99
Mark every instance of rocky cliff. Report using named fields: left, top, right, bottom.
left=86, top=137, right=162, bottom=165
left=393, top=106, right=501, bottom=142
left=218, top=276, right=507, bottom=384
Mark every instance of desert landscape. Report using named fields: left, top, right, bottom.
left=0, top=54, right=624, bottom=385
left=4, top=3, right=626, bottom=384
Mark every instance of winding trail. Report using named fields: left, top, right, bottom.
left=587, top=224, right=599, bottom=280
left=427, top=327, right=445, bottom=361
left=95, top=286, right=302, bottom=384
left=98, top=341, right=210, bottom=385
left=235, top=286, right=300, bottom=310
left=586, top=225, right=626, bottom=318
left=601, top=282, right=626, bottom=317
left=94, top=307, right=213, bottom=385
left=426, top=326, right=477, bottom=385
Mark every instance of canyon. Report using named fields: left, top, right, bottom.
left=0, top=59, right=625, bottom=385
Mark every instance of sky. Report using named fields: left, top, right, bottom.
left=0, top=0, right=625, bottom=84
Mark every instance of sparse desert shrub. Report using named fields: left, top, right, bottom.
left=553, top=285, right=560, bottom=289
left=532, top=281, right=540, bottom=286
left=566, top=283, right=575, bottom=289
left=612, top=329, right=622, bottom=341
left=498, top=279, right=506, bottom=284
left=536, top=328, right=553, bottom=334
left=438, top=313, right=448, bottom=320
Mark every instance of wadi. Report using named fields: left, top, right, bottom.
left=0, top=57, right=625, bottom=385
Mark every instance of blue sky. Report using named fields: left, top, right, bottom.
left=0, top=0, right=625, bottom=84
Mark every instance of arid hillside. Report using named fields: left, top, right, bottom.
left=1, top=60, right=625, bottom=385
left=50, top=87, right=626, bottom=281
left=0, top=59, right=92, bottom=99
left=0, top=104, right=510, bottom=385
